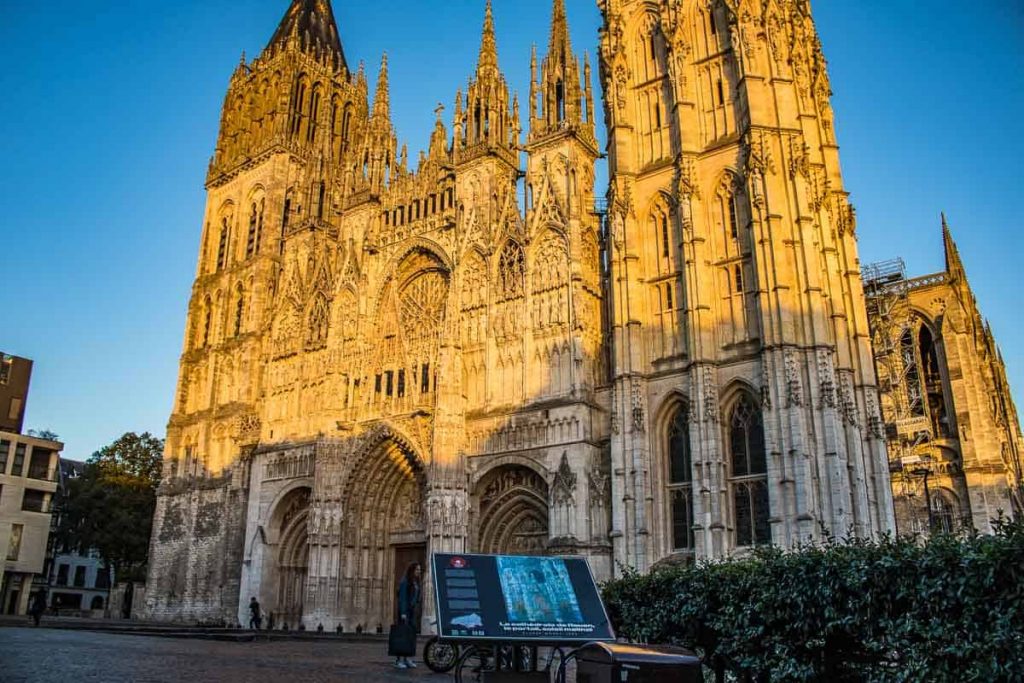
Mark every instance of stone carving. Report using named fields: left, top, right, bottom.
left=631, top=380, right=645, bottom=432
left=817, top=349, right=836, bottom=409
left=785, top=349, right=804, bottom=408
left=551, top=452, right=577, bottom=505
left=761, top=358, right=773, bottom=410
left=703, top=366, right=720, bottom=423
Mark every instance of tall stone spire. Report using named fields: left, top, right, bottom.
left=477, top=0, right=499, bottom=74
left=456, top=0, right=516, bottom=159
left=547, top=0, right=571, bottom=60
left=942, top=213, right=966, bottom=282
left=373, top=53, right=390, bottom=121
left=530, top=0, right=590, bottom=140
left=266, top=0, right=348, bottom=72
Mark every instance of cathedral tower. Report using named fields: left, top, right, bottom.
left=597, top=0, right=894, bottom=568
left=146, top=0, right=609, bottom=627
left=865, top=219, right=1024, bottom=536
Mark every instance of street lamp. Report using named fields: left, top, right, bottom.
left=910, top=467, right=934, bottom=533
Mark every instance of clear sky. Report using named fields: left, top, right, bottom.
left=1, top=1, right=1021, bottom=459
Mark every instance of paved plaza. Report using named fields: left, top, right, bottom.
left=0, top=627, right=451, bottom=682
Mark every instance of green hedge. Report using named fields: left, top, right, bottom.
left=601, top=521, right=1024, bottom=681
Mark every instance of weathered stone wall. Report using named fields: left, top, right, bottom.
left=144, top=469, right=249, bottom=623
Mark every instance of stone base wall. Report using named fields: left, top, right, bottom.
left=143, top=472, right=249, bottom=623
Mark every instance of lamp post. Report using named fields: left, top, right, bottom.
left=910, top=467, right=934, bottom=533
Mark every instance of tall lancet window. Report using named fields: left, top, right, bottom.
left=216, top=217, right=230, bottom=271
left=727, top=393, right=770, bottom=547
left=716, top=177, right=754, bottom=345
left=246, top=200, right=264, bottom=259
left=666, top=404, right=694, bottom=551
left=233, top=285, right=245, bottom=337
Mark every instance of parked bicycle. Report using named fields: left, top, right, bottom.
left=422, top=633, right=460, bottom=673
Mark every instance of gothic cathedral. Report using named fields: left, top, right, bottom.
left=145, top=0, right=897, bottom=628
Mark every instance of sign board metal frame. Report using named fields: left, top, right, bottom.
left=431, top=552, right=616, bottom=644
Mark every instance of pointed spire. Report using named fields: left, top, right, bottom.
left=266, top=0, right=348, bottom=72
left=548, top=0, right=572, bottom=57
left=428, top=103, right=449, bottom=159
left=942, top=212, right=966, bottom=281
left=373, top=53, right=390, bottom=120
left=478, top=0, right=499, bottom=73
left=529, top=45, right=539, bottom=123
left=584, top=50, right=595, bottom=127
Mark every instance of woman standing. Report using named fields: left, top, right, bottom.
left=392, top=562, right=422, bottom=669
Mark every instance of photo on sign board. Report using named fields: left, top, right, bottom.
left=496, top=556, right=584, bottom=624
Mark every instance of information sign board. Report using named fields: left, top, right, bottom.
left=431, top=553, right=615, bottom=642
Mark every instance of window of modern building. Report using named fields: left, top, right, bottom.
left=27, top=447, right=52, bottom=480
left=74, top=566, right=87, bottom=588
left=8, top=397, right=22, bottom=421
left=0, top=439, right=9, bottom=474
left=21, top=489, right=47, bottom=513
left=7, top=524, right=23, bottom=560
left=12, top=443, right=26, bottom=476
left=0, top=355, right=11, bottom=384
left=57, top=564, right=69, bottom=586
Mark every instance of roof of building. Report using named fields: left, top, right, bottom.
left=267, top=0, right=347, bottom=72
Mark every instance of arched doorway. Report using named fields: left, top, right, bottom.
left=476, top=465, right=550, bottom=555
left=338, top=434, right=426, bottom=630
left=268, top=486, right=310, bottom=627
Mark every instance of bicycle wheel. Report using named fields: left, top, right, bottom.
left=423, top=636, right=459, bottom=673
left=454, top=645, right=496, bottom=683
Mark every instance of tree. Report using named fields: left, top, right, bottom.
left=27, top=429, right=60, bottom=441
left=57, top=432, right=164, bottom=583
left=90, top=432, right=164, bottom=483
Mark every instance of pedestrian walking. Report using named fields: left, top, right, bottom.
left=390, top=562, right=421, bottom=669
left=28, top=590, right=47, bottom=627
left=248, top=596, right=262, bottom=630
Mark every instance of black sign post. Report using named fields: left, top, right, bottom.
left=431, top=553, right=615, bottom=643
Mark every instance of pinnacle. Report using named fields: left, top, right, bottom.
left=477, top=0, right=499, bottom=73
left=373, top=53, right=390, bottom=119
left=941, top=212, right=965, bottom=280
left=548, top=0, right=572, bottom=57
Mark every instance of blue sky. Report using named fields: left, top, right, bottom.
left=1, top=1, right=1021, bottom=459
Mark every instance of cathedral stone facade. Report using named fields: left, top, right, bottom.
left=864, top=221, right=1024, bottom=537
left=146, top=0, right=899, bottom=628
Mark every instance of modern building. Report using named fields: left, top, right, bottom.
left=0, top=353, right=32, bottom=435
left=146, top=0, right=900, bottom=628
left=46, top=459, right=112, bottom=613
left=0, top=432, right=61, bottom=614
left=864, top=220, right=1024, bottom=536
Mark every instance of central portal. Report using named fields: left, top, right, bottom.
left=337, top=435, right=426, bottom=631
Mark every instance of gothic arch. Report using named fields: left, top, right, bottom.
left=720, top=378, right=760, bottom=415
left=264, top=477, right=315, bottom=542
left=723, top=388, right=770, bottom=547
left=470, top=453, right=550, bottom=491
left=475, top=464, right=550, bottom=556
left=654, top=392, right=694, bottom=554
left=264, top=485, right=311, bottom=627
left=337, top=426, right=426, bottom=629
left=381, top=238, right=454, bottom=280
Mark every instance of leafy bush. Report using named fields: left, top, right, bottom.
left=602, top=521, right=1024, bottom=681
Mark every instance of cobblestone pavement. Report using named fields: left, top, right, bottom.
left=0, top=627, right=452, bottom=682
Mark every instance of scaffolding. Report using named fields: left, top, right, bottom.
left=863, top=258, right=935, bottom=533
left=863, top=260, right=936, bottom=450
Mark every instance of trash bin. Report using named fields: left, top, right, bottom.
left=575, top=642, right=702, bottom=683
